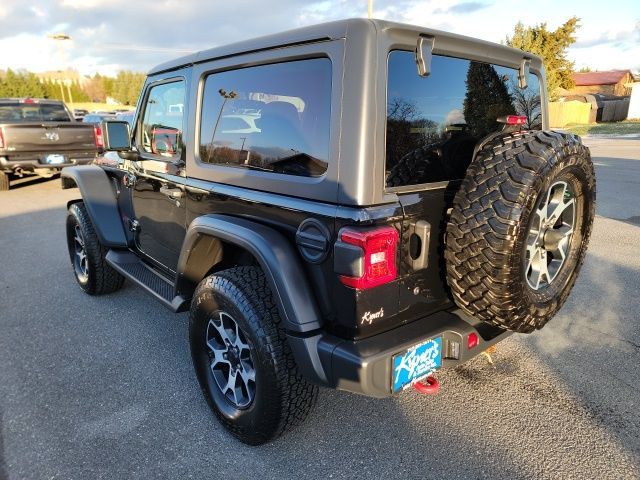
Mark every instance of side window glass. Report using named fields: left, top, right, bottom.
left=386, top=51, right=542, bottom=187
left=140, top=80, right=185, bottom=158
left=199, top=58, right=332, bottom=177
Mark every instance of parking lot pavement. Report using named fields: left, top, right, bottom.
left=1, top=138, right=639, bottom=480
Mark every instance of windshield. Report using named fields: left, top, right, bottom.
left=0, top=103, right=71, bottom=123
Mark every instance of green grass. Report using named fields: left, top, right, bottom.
left=564, top=120, right=640, bottom=136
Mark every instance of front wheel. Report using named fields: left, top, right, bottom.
left=66, top=202, right=125, bottom=295
left=189, top=266, right=318, bottom=445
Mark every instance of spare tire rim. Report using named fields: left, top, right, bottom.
left=206, top=311, right=256, bottom=409
left=73, top=224, right=89, bottom=282
left=525, top=180, right=576, bottom=290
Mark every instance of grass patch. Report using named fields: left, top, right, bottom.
left=564, top=120, right=640, bottom=136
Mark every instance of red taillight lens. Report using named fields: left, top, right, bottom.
left=497, top=115, right=527, bottom=125
left=467, top=332, right=479, bottom=349
left=0, top=128, right=4, bottom=149
left=339, top=226, right=398, bottom=289
left=94, top=125, right=104, bottom=149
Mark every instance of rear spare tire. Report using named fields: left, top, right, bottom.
left=445, top=131, right=596, bottom=333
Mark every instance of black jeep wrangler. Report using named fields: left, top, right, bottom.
left=61, top=19, right=596, bottom=445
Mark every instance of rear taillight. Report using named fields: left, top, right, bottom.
left=0, top=128, right=4, bottom=149
left=94, top=125, right=104, bottom=149
left=338, top=226, right=398, bottom=289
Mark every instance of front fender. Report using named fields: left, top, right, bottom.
left=176, top=214, right=323, bottom=334
left=61, top=166, right=127, bottom=248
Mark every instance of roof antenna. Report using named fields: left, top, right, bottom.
left=368, top=0, right=373, bottom=19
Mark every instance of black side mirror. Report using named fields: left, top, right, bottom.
left=102, top=120, right=132, bottom=151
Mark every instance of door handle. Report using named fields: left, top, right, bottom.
left=160, top=186, right=184, bottom=199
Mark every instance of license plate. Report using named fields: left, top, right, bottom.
left=45, top=154, right=65, bottom=164
left=392, top=337, right=442, bottom=393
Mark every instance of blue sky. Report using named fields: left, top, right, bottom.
left=0, top=0, right=638, bottom=76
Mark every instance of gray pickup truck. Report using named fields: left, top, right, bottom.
left=0, top=98, right=100, bottom=190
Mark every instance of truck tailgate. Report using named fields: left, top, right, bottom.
left=1, top=123, right=96, bottom=153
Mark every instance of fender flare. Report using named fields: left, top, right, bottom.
left=176, top=214, right=323, bottom=334
left=61, top=166, right=127, bottom=247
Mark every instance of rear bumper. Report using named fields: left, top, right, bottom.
left=0, top=154, right=97, bottom=172
left=288, top=309, right=511, bottom=398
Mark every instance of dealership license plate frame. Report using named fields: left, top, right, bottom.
left=392, top=336, right=442, bottom=393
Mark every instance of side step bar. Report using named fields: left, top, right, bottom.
left=105, top=250, right=189, bottom=312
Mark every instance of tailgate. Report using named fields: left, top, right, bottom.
left=1, top=123, right=97, bottom=153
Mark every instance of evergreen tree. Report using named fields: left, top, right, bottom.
left=506, top=17, right=580, bottom=101
left=463, top=62, right=515, bottom=138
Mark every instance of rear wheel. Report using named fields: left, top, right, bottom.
left=0, top=172, right=9, bottom=191
left=66, top=202, right=125, bottom=295
left=445, top=131, right=596, bottom=333
left=189, top=266, right=318, bottom=445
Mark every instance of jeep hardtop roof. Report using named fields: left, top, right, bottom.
left=148, top=18, right=543, bottom=75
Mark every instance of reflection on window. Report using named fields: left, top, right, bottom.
left=386, top=51, right=542, bottom=187
left=140, top=81, right=185, bottom=157
left=199, top=58, right=332, bottom=177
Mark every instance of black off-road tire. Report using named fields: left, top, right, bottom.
left=66, top=202, right=125, bottom=295
left=0, top=172, right=9, bottom=191
left=189, top=266, right=318, bottom=445
left=445, top=131, right=596, bottom=333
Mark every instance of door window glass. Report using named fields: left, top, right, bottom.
left=140, top=80, right=185, bottom=158
left=199, top=58, right=332, bottom=177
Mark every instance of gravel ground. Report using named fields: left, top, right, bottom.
left=0, top=138, right=639, bottom=479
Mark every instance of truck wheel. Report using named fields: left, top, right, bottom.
left=189, top=266, right=318, bottom=445
left=445, top=131, right=596, bottom=333
left=0, top=172, right=9, bottom=191
left=66, top=202, right=125, bottom=295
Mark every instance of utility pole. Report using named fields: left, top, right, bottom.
left=48, top=33, right=72, bottom=104
left=368, top=0, right=373, bottom=19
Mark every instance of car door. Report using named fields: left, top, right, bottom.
left=130, top=72, right=189, bottom=273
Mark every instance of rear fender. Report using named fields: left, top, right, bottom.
left=176, top=214, right=323, bottom=334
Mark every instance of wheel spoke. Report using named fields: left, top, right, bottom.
left=536, top=255, right=550, bottom=289
left=225, top=370, right=239, bottom=404
left=239, top=366, right=255, bottom=384
left=549, top=198, right=574, bottom=224
left=210, top=315, right=231, bottom=345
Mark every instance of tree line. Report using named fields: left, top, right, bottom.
left=0, top=69, right=146, bottom=105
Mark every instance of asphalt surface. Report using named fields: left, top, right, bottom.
left=1, top=137, right=639, bottom=480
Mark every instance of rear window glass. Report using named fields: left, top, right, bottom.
left=386, top=51, right=542, bottom=187
left=0, top=103, right=71, bottom=122
left=199, top=58, right=332, bottom=177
